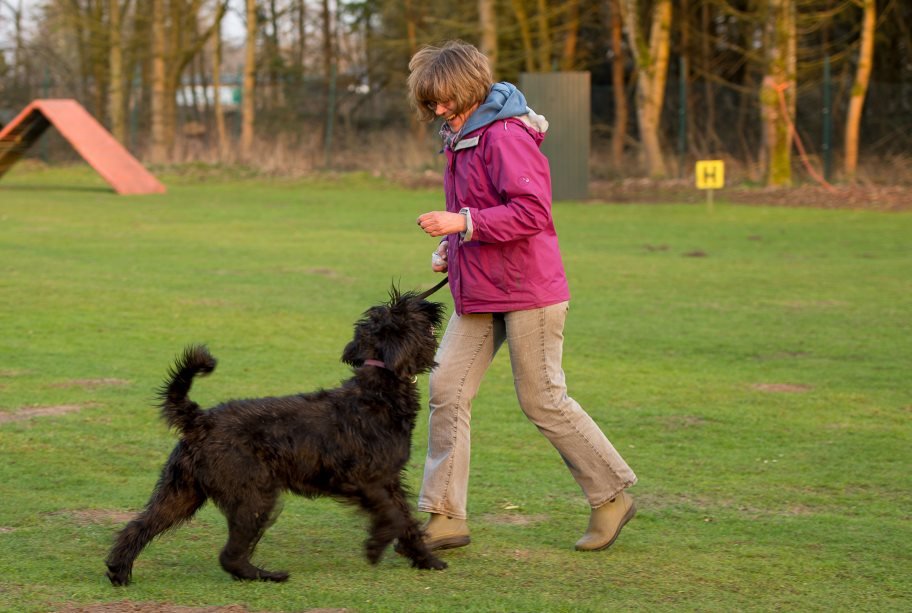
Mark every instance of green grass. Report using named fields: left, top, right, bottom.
left=1, top=165, right=910, bottom=612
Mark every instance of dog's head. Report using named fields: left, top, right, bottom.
left=342, top=286, right=446, bottom=380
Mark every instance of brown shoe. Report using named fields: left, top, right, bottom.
left=423, top=513, right=471, bottom=551
left=394, top=513, right=470, bottom=556
left=574, top=491, right=636, bottom=551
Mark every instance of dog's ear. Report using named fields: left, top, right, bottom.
left=379, top=332, right=416, bottom=379
left=341, top=337, right=363, bottom=367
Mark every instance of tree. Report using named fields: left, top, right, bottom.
left=619, top=0, right=672, bottom=179
left=149, top=0, right=167, bottom=162
left=606, top=0, right=627, bottom=167
left=478, top=0, right=498, bottom=76
left=759, top=0, right=796, bottom=187
left=108, top=0, right=127, bottom=144
left=559, top=0, right=580, bottom=71
left=843, top=0, right=875, bottom=181
left=211, top=9, right=228, bottom=158
left=510, top=0, right=536, bottom=72
left=240, top=0, right=257, bottom=158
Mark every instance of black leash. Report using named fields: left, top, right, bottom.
left=416, top=276, right=449, bottom=300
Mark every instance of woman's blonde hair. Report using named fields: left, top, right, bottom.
left=407, top=41, right=493, bottom=122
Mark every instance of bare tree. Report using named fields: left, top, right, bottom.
left=843, top=0, right=876, bottom=181
left=108, top=0, right=128, bottom=143
left=535, top=0, right=551, bottom=71
left=607, top=0, right=627, bottom=167
left=478, top=0, right=498, bottom=76
left=759, top=0, right=796, bottom=187
left=619, top=0, right=672, bottom=179
left=240, top=0, right=257, bottom=158
left=510, top=0, right=536, bottom=73
left=211, top=9, right=227, bottom=157
left=559, top=0, right=580, bottom=71
left=149, top=0, right=168, bottom=162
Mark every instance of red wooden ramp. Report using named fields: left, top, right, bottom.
left=0, top=99, right=165, bottom=195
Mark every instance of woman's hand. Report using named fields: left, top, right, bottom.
left=431, top=240, right=448, bottom=272
left=417, top=211, right=466, bottom=237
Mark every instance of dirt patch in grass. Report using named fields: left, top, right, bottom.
left=306, top=267, right=342, bottom=278
left=660, top=415, right=709, bottom=429
left=48, top=509, right=137, bottom=526
left=0, top=404, right=96, bottom=424
left=50, top=378, right=131, bottom=389
left=56, top=602, right=262, bottom=613
left=589, top=180, right=912, bottom=211
left=750, top=383, right=814, bottom=393
left=57, top=604, right=349, bottom=613
left=482, top=512, right=549, bottom=526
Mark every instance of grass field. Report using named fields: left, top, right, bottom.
left=1, top=165, right=910, bottom=612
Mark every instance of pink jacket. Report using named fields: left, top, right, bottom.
left=443, top=117, right=570, bottom=315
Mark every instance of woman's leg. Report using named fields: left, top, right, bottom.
left=418, top=312, right=505, bottom=519
left=505, top=302, right=637, bottom=508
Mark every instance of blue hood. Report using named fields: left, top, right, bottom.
left=459, top=82, right=529, bottom=136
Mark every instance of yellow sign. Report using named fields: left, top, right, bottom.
left=695, top=160, right=725, bottom=190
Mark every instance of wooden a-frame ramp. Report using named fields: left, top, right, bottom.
left=0, top=99, right=166, bottom=195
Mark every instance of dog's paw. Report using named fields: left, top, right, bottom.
left=416, top=556, right=448, bottom=571
left=261, top=570, right=289, bottom=583
left=106, top=567, right=131, bottom=586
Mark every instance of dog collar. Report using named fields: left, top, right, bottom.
left=362, top=359, right=418, bottom=384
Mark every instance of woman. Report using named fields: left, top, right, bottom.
left=409, top=40, right=637, bottom=552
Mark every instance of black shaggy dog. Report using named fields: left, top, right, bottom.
left=105, top=288, right=447, bottom=585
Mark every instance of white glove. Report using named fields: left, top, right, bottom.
left=431, top=240, right=448, bottom=272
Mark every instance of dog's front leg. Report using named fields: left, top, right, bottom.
left=383, top=482, right=448, bottom=571
left=358, top=483, right=446, bottom=569
left=357, top=485, right=405, bottom=565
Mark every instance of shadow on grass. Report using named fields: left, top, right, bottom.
left=0, top=185, right=114, bottom=194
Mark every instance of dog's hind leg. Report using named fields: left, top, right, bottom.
left=359, top=482, right=447, bottom=570
left=218, top=494, right=289, bottom=582
left=105, top=449, right=205, bottom=586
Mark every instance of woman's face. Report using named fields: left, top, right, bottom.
left=430, top=101, right=477, bottom=131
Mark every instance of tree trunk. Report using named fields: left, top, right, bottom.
left=109, top=0, right=127, bottom=143
left=149, top=0, right=168, bottom=162
left=843, top=0, right=876, bottom=181
left=608, top=0, right=627, bottom=167
left=510, top=0, right=536, bottom=73
left=240, top=0, right=257, bottom=158
left=321, top=0, right=334, bottom=161
left=700, top=1, right=719, bottom=152
left=760, top=0, right=796, bottom=187
left=560, top=0, right=580, bottom=71
left=212, top=11, right=228, bottom=158
left=535, top=0, right=552, bottom=71
left=478, top=0, right=498, bottom=76
left=403, top=0, right=425, bottom=144
left=620, top=0, right=672, bottom=179
left=294, top=0, right=306, bottom=72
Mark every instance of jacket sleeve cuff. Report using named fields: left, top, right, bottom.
left=459, top=207, right=474, bottom=241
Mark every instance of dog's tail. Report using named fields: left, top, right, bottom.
left=157, top=344, right=217, bottom=434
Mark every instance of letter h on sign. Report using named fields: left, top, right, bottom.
left=695, top=160, right=725, bottom=190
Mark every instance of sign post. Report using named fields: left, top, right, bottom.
left=695, top=160, right=725, bottom=212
